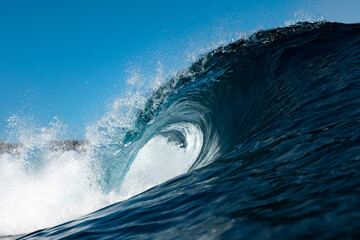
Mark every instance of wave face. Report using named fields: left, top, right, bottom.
left=16, top=22, right=360, bottom=239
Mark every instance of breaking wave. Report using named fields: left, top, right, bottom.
left=1, top=21, right=360, bottom=239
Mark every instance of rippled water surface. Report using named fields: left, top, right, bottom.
left=1, top=22, right=360, bottom=239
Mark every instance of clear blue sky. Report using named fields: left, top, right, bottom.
left=1, top=0, right=359, bottom=140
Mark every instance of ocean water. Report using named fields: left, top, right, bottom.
left=1, top=21, right=360, bottom=239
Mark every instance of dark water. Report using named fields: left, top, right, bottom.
left=20, top=22, right=360, bottom=239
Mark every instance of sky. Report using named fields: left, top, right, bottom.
left=0, top=0, right=359, bottom=140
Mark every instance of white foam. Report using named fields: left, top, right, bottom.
left=0, top=147, right=119, bottom=235
left=0, top=117, right=203, bottom=236
left=0, top=117, right=119, bottom=235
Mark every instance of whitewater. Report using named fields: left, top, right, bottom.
left=1, top=21, right=360, bottom=239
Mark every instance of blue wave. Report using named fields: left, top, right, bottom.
left=21, top=22, right=360, bottom=239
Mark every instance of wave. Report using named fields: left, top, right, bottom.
left=2, top=21, right=360, bottom=239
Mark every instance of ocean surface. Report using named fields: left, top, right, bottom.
left=1, top=22, right=360, bottom=239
